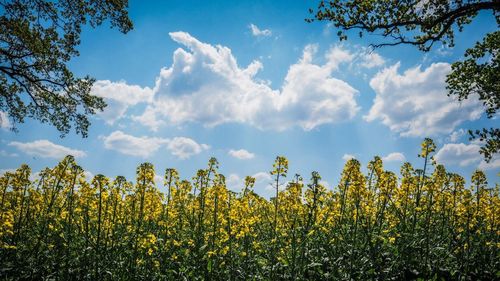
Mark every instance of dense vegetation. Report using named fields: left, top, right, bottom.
left=0, top=0, right=132, bottom=137
left=0, top=139, right=498, bottom=280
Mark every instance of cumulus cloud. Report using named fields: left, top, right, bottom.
left=478, top=158, right=500, bottom=171
left=128, top=32, right=359, bottom=131
left=249, top=23, right=272, bottom=37
left=253, top=171, right=272, bottom=182
left=324, top=46, right=354, bottom=70
left=382, top=152, right=406, bottom=162
left=229, top=149, right=255, bottom=160
left=365, top=62, right=483, bottom=137
left=225, top=172, right=276, bottom=194
left=100, top=130, right=209, bottom=159
left=435, top=142, right=500, bottom=170
left=0, top=111, right=10, bottom=129
left=101, top=130, right=169, bottom=158
left=9, top=140, right=86, bottom=159
left=435, top=143, right=481, bottom=167
left=166, top=137, right=210, bottom=160
left=0, top=169, right=15, bottom=176
left=154, top=173, right=164, bottom=186
left=91, top=80, right=154, bottom=124
left=0, top=150, right=18, bottom=157
left=83, top=171, right=94, bottom=180
left=359, top=51, right=385, bottom=69
left=253, top=171, right=274, bottom=191
left=319, top=180, right=330, bottom=188
left=0, top=168, right=45, bottom=183
left=226, top=173, right=242, bottom=191
left=342, top=154, right=355, bottom=161
left=449, top=129, right=466, bottom=142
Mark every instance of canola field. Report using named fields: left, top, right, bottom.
left=0, top=139, right=499, bottom=280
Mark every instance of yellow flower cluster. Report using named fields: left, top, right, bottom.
left=0, top=140, right=498, bottom=280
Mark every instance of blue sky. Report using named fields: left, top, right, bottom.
left=1, top=0, right=498, bottom=196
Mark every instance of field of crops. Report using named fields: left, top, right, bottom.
left=0, top=139, right=499, bottom=280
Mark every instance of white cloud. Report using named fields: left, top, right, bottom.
left=449, top=129, right=466, bottom=142
left=0, top=111, right=10, bottom=129
left=0, top=168, right=44, bottom=181
left=319, top=180, right=330, bottom=188
left=365, top=62, right=483, bottom=137
left=226, top=173, right=242, bottom=191
left=154, top=173, right=164, bottom=186
left=359, top=51, right=385, bottom=68
left=435, top=142, right=500, bottom=170
left=0, top=150, right=18, bottom=157
left=342, top=154, right=355, bottom=161
left=435, top=143, right=481, bottom=167
left=29, top=171, right=42, bottom=182
left=478, top=158, right=500, bottom=171
left=9, top=140, right=86, bottom=159
left=100, top=130, right=208, bottom=159
left=130, top=32, right=359, bottom=131
left=229, top=149, right=255, bottom=160
left=382, top=152, right=406, bottom=162
left=91, top=80, right=153, bottom=124
left=324, top=46, right=354, bottom=70
left=166, top=137, right=210, bottom=160
left=101, top=130, right=169, bottom=158
left=275, top=44, right=360, bottom=130
left=83, top=171, right=94, bottom=180
left=249, top=23, right=272, bottom=37
left=0, top=169, right=15, bottom=176
left=253, top=171, right=275, bottom=191
left=252, top=172, right=272, bottom=182
left=226, top=172, right=279, bottom=195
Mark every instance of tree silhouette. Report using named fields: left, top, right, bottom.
left=0, top=0, right=133, bottom=137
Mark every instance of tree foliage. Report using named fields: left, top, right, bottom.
left=0, top=0, right=133, bottom=137
left=447, top=30, right=500, bottom=162
left=447, top=31, right=500, bottom=119
left=308, top=0, right=500, bottom=162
